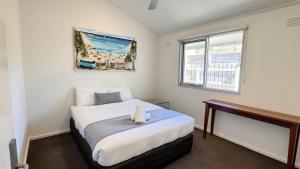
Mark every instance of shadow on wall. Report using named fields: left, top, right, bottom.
left=28, top=88, right=76, bottom=137
left=0, top=21, right=7, bottom=70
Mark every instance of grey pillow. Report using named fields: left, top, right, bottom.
left=95, top=92, right=122, bottom=105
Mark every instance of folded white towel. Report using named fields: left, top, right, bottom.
left=135, top=105, right=146, bottom=124
left=145, top=112, right=151, bottom=121
left=130, top=111, right=136, bottom=121
left=131, top=111, right=151, bottom=121
left=130, top=105, right=151, bottom=122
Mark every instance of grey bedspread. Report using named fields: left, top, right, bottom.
left=84, top=109, right=181, bottom=150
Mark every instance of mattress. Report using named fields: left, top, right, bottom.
left=71, top=99, right=195, bottom=167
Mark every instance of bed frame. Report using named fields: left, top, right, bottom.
left=70, top=118, right=193, bottom=169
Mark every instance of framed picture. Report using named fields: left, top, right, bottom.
left=74, top=27, right=137, bottom=71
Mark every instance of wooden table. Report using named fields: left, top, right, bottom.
left=202, top=99, right=300, bottom=169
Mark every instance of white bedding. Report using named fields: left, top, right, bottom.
left=71, top=99, right=195, bottom=166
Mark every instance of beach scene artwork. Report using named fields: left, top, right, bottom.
left=74, top=28, right=137, bottom=71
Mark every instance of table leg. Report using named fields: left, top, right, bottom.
left=210, top=109, right=216, bottom=135
left=287, top=124, right=300, bottom=169
left=203, top=104, right=210, bottom=139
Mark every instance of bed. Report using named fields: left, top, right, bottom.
left=70, top=88, right=195, bottom=169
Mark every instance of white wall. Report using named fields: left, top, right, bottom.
left=157, top=4, right=300, bottom=165
left=3, top=0, right=28, bottom=163
left=19, top=0, right=159, bottom=137
left=0, top=0, right=14, bottom=167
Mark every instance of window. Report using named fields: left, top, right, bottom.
left=182, top=40, right=206, bottom=86
left=179, top=28, right=247, bottom=93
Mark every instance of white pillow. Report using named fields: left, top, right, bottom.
left=107, top=87, right=132, bottom=101
left=76, top=87, right=107, bottom=106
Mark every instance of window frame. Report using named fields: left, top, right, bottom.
left=178, top=27, right=248, bottom=94
left=179, top=37, right=207, bottom=88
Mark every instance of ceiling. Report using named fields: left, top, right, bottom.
left=108, top=0, right=298, bottom=35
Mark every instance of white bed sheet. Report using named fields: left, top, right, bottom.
left=71, top=99, right=195, bottom=166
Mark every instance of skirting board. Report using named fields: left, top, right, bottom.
left=29, top=129, right=71, bottom=141
left=24, top=129, right=71, bottom=163
left=23, top=138, right=30, bottom=163
left=194, top=124, right=300, bottom=168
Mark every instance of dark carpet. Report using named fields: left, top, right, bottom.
left=27, top=129, right=285, bottom=169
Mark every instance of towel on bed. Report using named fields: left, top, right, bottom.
left=131, top=105, right=151, bottom=122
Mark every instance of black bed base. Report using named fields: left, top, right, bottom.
left=70, top=118, right=193, bottom=169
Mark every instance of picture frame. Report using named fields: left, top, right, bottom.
left=74, top=27, right=137, bottom=71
